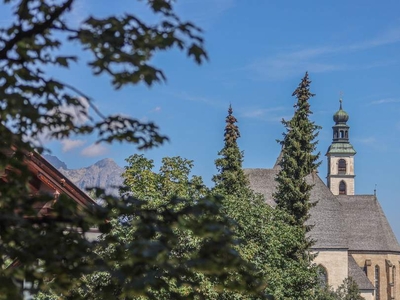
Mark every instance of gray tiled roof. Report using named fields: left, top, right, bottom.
left=348, top=255, right=374, bottom=291
left=244, top=169, right=348, bottom=249
left=244, top=166, right=400, bottom=252
left=306, top=174, right=347, bottom=249
left=338, top=195, right=400, bottom=252
left=244, top=168, right=278, bottom=207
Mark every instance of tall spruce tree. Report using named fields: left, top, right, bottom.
left=212, top=105, right=276, bottom=299
left=213, top=104, right=249, bottom=195
left=274, top=71, right=321, bottom=226
left=272, top=72, right=321, bottom=299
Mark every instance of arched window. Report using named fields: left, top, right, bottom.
left=375, top=265, right=380, bottom=300
left=338, top=159, right=346, bottom=174
left=339, top=181, right=347, bottom=195
left=317, top=265, right=328, bottom=287
left=340, top=130, right=344, bottom=138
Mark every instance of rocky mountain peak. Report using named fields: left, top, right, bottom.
left=94, top=158, right=118, bottom=168
left=44, top=155, right=124, bottom=196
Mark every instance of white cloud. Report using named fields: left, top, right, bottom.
left=241, top=107, right=286, bottom=119
left=178, top=0, right=234, bottom=30
left=355, top=137, right=377, bottom=145
left=247, top=57, right=346, bottom=81
left=69, top=0, right=89, bottom=26
left=31, top=97, right=91, bottom=145
left=354, top=136, right=388, bottom=152
left=173, top=91, right=226, bottom=109
left=56, top=96, right=90, bottom=126
left=369, top=98, right=400, bottom=105
left=42, top=96, right=90, bottom=134
left=140, top=116, right=149, bottom=123
left=247, top=27, right=400, bottom=80
left=61, top=139, right=86, bottom=152
left=81, top=143, right=109, bottom=157
left=151, top=106, right=162, bottom=113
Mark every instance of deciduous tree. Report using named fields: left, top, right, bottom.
left=66, top=155, right=266, bottom=299
left=0, top=0, right=260, bottom=298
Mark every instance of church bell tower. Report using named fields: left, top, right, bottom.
left=326, top=99, right=356, bottom=195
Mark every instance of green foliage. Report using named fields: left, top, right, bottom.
left=0, top=0, right=207, bottom=150
left=213, top=105, right=249, bottom=196
left=0, top=0, right=219, bottom=298
left=335, top=277, right=365, bottom=300
left=212, top=105, right=297, bottom=299
left=314, top=277, right=365, bottom=300
left=314, top=286, right=338, bottom=300
left=271, top=72, right=322, bottom=298
left=273, top=72, right=321, bottom=226
left=121, top=154, right=208, bottom=203
left=63, top=155, right=267, bottom=299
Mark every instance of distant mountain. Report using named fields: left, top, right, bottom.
left=43, top=155, right=124, bottom=196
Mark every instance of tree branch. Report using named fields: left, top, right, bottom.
left=0, top=0, right=74, bottom=59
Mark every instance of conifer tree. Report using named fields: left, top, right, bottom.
left=272, top=72, right=321, bottom=299
left=213, top=104, right=249, bottom=195
left=274, top=71, right=321, bottom=226
left=212, top=105, right=276, bottom=299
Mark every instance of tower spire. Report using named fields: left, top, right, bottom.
left=326, top=94, right=356, bottom=195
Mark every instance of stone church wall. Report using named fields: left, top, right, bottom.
left=313, top=249, right=348, bottom=289
left=352, top=252, right=400, bottom=300
left=328, top=155, right=355, bottom=195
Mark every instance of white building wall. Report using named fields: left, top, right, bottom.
left=313, top=249, right=349, bottom=289
left=327, top=155, right=355, bottom=195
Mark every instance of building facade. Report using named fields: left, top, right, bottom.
left=245, top=101, right=400, bottom=300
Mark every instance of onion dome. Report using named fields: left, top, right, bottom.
left=333, top=99, right=349, bottom=124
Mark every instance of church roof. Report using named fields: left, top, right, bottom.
left=306, top=174, right=348, bottom=249
left=245, top=168, right=278, bottom=207
left=326, top=143, right=356, bottom=155
left=338, top=195, right=400, bottom=252
left=245, top=167, right=400, bottom=253
left=348, top=255, right=374, bottom=291
left=244, top=168, right=348, bottom=249
left=333, top=101, right=349, bottom=124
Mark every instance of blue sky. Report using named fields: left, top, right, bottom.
left=2, top=1, right=400, bottom=239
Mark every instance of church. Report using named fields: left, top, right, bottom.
left=245, top=100, right=400, bottom=300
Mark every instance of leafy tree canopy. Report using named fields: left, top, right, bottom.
left=63, top=154, right=267, bottom=299
left=315, top=277, right=365, bottom=300
left=0, top=0, right=255, bottom=298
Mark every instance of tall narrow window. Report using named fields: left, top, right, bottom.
left=317, top=265, right=328, bottom=287
left=375, top=265, right=380, bottom=300
left=338, top=159, right=346, bottom=174
left=339, top=181, right=347, bottom=195
left=340, top=130, right=344, bottom=138
left=393, top=266, right=396, bottom=299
